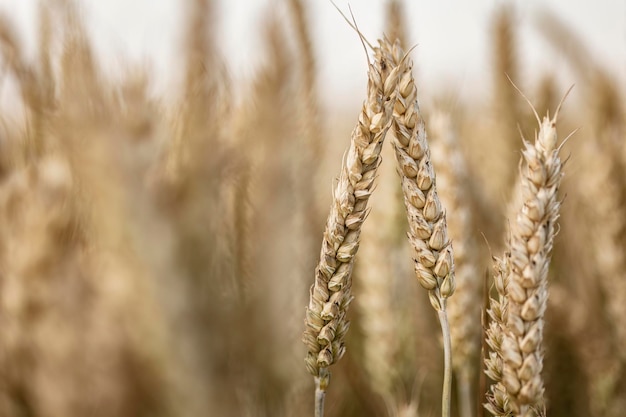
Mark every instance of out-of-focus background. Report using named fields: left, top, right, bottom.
left=0, top=1, right=625, bottom=417
left=1, top=0, right=624, bottom=103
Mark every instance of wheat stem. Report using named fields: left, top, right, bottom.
left=382, top=38, right=456, bottom=417
left=314, top=368, right=329, bottom=417
left=438, top=301, right=453, bottom=417
left=314, top=389, right=325, bottom=417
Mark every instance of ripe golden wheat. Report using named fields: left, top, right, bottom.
left=0, top=2, right=623, bottom=417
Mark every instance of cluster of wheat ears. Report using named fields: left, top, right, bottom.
left=0, top=1, right=625, bottom=417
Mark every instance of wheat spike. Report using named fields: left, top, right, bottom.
left=500, top=108, right=566, bottom=417
left=303, top=38, right=401, bottom=400
left=383, top=39, right=456, bottom=417
left=384, top=41, right=455, bottom=312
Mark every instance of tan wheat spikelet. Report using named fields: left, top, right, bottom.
left=383, top=38, right=456, bottom=417
left=500, top=101, right=567, bottom=417
left=303, top=38, right=401, bottom=394
left=485, top=253, right=514, bottom=417
left=383, top=41, right=455, bottom=311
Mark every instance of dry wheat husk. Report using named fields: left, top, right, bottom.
left=383, top=40, right=455, bottom=311
left=303, top=39, right=401, bottom=391
left=500, top=108, right=566, bottom=417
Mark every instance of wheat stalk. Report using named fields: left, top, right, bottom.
left=384, top=41, right=456, bottom=314
left=383, top=40, right=455, bottom=417
left=303, top=38, right=401, bottom=417
left=499, top=97, right=568, bottom=417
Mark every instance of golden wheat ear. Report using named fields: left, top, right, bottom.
left=499, top=98, right=567, bottom=417
left=303, top=38, right=402, bottom=417
left=381, top=39, right=456, bottom=417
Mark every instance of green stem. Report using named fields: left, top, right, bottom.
left=438, top=302, right=452, bottom=417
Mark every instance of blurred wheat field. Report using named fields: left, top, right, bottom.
left=0, top=1, right=625, bottom=417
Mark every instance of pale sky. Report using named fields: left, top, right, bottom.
left=0, top=0, right=624, bottom=108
